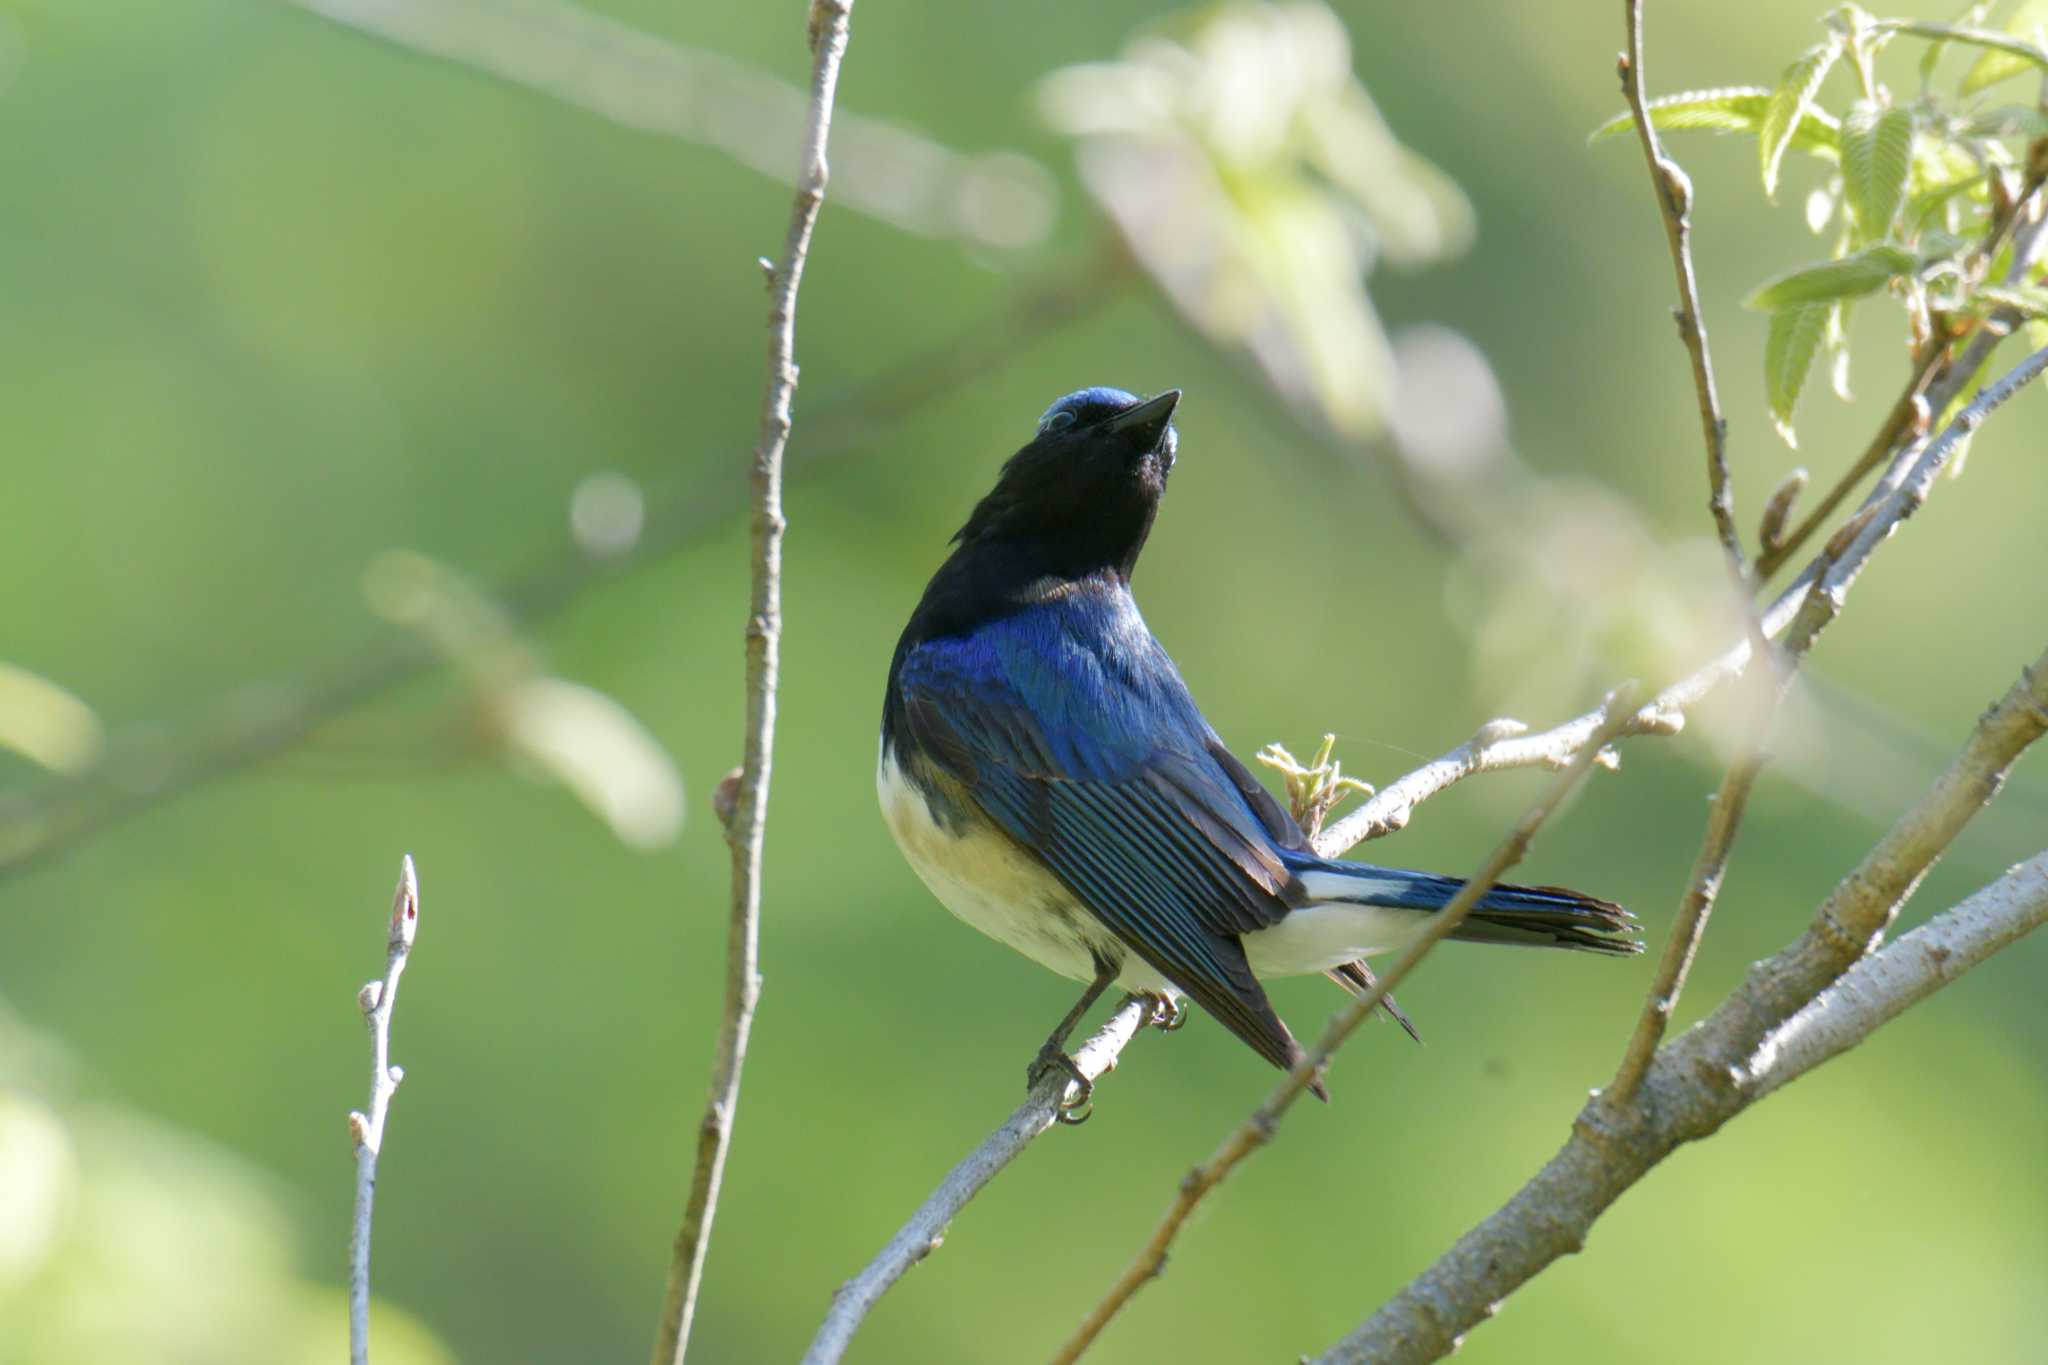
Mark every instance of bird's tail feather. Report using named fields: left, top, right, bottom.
left=1293, top=859, right=1641, bottom=956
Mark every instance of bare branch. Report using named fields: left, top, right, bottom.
left=800, top=998, right=1153, bottom=1365
left=1052, top=693, right=1643, bottom=1364
left=1315, top=644, right=2048, bottom=1364
left=1748, top=850, right=2048, bottom=1102
left=1603, top=1, right=1795, bottom=1106
left=348, top=854, right=421, bottom=1365
left=1616, top=0, right=1743, bottom=579
left=1607, top=745, right=1772, bottom=1102
left=650, top=6, right=852, bottom=1363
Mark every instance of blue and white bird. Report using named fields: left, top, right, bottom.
left=878, top=386, right=1637, bottom=1109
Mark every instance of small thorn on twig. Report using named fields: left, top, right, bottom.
left=357, top=981, right=382, bottom=1014
left=758, top=256, right=778, bottom=288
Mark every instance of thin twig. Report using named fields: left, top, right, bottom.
left=1617, top=0, right=1743, bottom=579
left=1600, top=0, right=1787, bottom=1104
left=347, top=854, right=421, bottom=1365
left=799, top=997, right=1152, bottom=1365
left=1050, top=692, right=1643, bottom=1365
left=1315, top=643, right=2048, bottom=1364
left=1606, top=748, right=1772, bottom=1103
left=650, top=6, right=852, bottom=1363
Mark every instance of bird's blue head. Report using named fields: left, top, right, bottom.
left=953, top=386, right=1182, bottom=581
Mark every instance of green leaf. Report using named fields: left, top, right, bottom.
left=1920, top=1, right=1995, bottom=79
left=1840, top=100, right=1913, bottom=241
left=1958, top=105, right=2048, bottom=138
left=1961, top=0, right=2048, bottom=92
left=1875, top=18, right=2048, bottom=88
left=1973, top=283, right=2048, bottom=319
left=1766, top=302, right=1832, bottom=446
left=1587, top=87, right=1840, bottom=152
left=1745, top=245, right=1918, bottom=310
left=1762, top=41, right=1845, bottom=198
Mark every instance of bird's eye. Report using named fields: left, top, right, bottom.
left=1039, top=409, right=1078, bottom=434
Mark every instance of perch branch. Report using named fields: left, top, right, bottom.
left=650, top=6, right=852, bottom=1364
left=1315, top=641, right=2048, bottom=1365
left=347, top=854, right=421, bottom=1365
left=1050, top=694, right=1643, bottom=1364
left=799, top=998, right=1153, bottom=1365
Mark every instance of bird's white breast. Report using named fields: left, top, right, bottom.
left=877, top=746, right=1166, bottom=991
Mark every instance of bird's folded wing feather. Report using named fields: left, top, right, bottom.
left=895, top=622, right=1305, bottom=1070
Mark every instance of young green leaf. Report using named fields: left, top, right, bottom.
left=1958, top=105, right=2048, bottom=138
left=1961, top=0, right=2048, bottom=92
left=1587, top=87, right=1840, bottom=152
left=1745, top=244, right=1918, bottom=310
left=1876, top=19, right=2048, bottom=87
left=1973, top=283, right=2048, bottom=319
left=1762, top=40, right=1845, bottom=198
left=1765, top=301, right=1831, bottom=446
left=1920, top=1, right=1995, bottom=79
left=1900, top=169, right=1982, bottom=233
left=1840, top=100, right=1913, bottom=241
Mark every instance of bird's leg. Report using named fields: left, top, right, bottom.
left=1142, top=991, right=1188, bottom=1032
left=1028, top=959, right=1118, bottom=1124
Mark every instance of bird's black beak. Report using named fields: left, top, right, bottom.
left=1105, top=389, right=1181, bottom=452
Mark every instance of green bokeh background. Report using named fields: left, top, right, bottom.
left=4, top=2, right=2045, bottom=1362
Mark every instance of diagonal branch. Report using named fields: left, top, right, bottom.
left=1315, top=641, right=2048, bottom=1365
left=649, top=5, right=852, bottom=1363
left=1049, top=692, right=1643, bottom=1364
left=799, top=998, right=1153, bottom=1365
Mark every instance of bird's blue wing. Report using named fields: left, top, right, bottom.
left=894, top=593, right=1309, bottom=1070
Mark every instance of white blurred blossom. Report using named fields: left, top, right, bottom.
left=1040, top=2, right=1474, bottom=438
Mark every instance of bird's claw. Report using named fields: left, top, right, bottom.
left=1029, top=1046, right=1095, bottom=1125
left=1144, top=993, right=1188, bottom=1032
